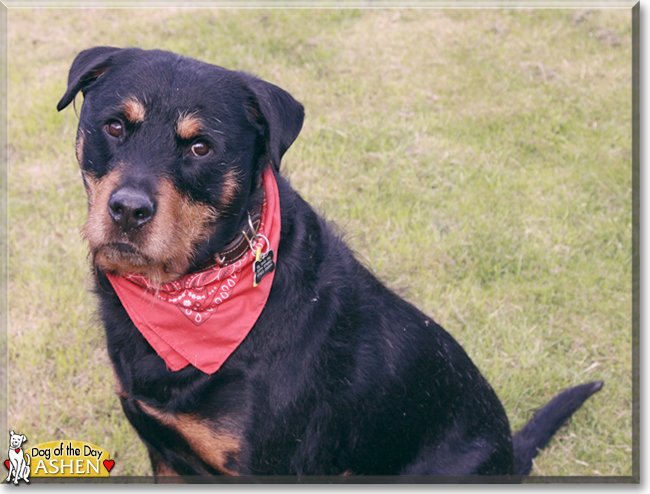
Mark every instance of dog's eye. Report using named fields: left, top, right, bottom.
left=190, top=141, right=210, bottom=157
left=106, top=121, right=124, bottom=138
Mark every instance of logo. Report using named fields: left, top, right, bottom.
left=5, top=431, right=30, bottom=484
left=4, top=433, right=115, bottom=480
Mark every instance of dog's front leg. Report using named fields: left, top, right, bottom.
left=14, top=460, right=24, bottom=482
left=5, top=460, right=14, bottom=483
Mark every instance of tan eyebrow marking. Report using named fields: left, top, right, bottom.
left=177, top=111, right=203, bottom=139
left=122, top=97, right=146, bottom=123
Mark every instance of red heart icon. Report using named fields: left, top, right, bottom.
left=14, top=449, right=19, bottom=453
left=3, top=460, right=8, bottom=469
left=103, top=459, right=115, bottom=473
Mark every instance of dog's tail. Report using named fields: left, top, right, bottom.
left=512, top=381, right=603, bottom=475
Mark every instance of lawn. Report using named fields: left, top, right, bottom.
left=7, top=7, right=633, bottom=478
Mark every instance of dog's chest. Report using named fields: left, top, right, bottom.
left=8, top=450, right=23, bottom=461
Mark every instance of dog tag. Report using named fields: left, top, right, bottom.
left=253, top=249, right=275, bottom=286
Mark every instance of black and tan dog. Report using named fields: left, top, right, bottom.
left=57, top=47, right=602, bottom=479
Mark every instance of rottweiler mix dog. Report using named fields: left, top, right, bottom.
left=57, top=47, right=602, bottom=479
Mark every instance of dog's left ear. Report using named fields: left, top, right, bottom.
left=244, top=76, right=305, bottom=171
left=20, top=435, right=26, bottom=444
left=57, top=46, right=124, bottom=112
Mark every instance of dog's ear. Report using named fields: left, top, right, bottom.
left=8, top=430, right=14, bottom=436
left=57, top=46, right=123, bottom=111
left=19, top=436, right=26, bottom=444
left=244, top=76, right=304, bottom=171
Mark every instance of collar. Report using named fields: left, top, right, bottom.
left=106, top=166, right=281, bottom=374
left=215, top=212, right=262, bottom=267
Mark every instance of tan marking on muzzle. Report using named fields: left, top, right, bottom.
left=122, top=97, right=146, bottom=124
left=81, top=168, right=122, bottom=248
left=176, top=112, right=203, bottom=140
left=142, top=178, right=218, bottom=282
left=137, top=400, right=242, bottom=476
left=83, top=172, right=218, bottom=285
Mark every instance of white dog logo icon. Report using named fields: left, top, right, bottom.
left=6, top=431, right=30, bottom=484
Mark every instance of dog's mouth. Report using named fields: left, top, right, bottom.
left=92, top=240, right=204, bottom=284
left=109, top=242, right=139, bottom=255
left=93, top=241, right=152, bottom=270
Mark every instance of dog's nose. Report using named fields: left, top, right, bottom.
left=108, top=188, right=155, bottom=233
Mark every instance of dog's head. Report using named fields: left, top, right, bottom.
left=8, top=431, right=26, bottom=450
left=58, top=47, right=304, bottom=283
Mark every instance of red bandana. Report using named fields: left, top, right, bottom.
left=106, top=167, right=280, bottom=374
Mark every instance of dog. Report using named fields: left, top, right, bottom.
left=6, top=431, right=30, bottom=484
left=57, top=47, right=602, bottom=479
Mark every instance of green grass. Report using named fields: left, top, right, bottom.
left=7, top=8, right=632, bottom=478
